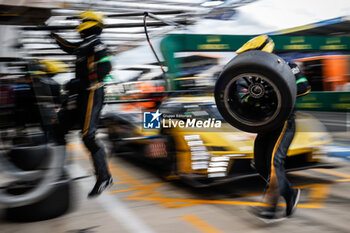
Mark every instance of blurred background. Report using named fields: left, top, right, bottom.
left=0, top=0, right=350, bottom=232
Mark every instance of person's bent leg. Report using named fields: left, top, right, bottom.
left=273, top=117, right=299, bottom=217
left=264, top=122, right=288, bottom=208
left=254, top=133, right=269, bottom=182
left=251, top=128, right=284, bottom=220
left=81, top=88, right=112, bottom=197
left=253, top=124, right=287, bottom=220
left=82, top=134, right=110, bottom=179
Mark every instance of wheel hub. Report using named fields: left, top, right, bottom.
left=248, top=83, right=265, bottom=98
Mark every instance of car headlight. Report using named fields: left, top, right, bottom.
left=185, top=135, right=231, bottom=177
left=185, top=135, right=210, bottom=170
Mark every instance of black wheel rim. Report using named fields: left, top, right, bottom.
left=223, top=73, right=282, bottom=127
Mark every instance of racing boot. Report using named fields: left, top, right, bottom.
left=88, top=175, right=113, bottom=198
left=250, top=205, right=285, bottom=223
left=286, top=189, right=301, bottom=217
left=88, top=148, right=113, bottom=198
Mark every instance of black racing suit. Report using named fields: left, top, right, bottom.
left=254, top=62, right=310, bottom=207
left=51, top=33, right=112, bottom=180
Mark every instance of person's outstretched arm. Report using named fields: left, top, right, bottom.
left=289, top=62, right=311, bottom=97
left=50, top=32, right=80, bottom=55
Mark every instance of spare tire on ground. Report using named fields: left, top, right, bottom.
left=215, top=50, right=296, bottom=133
left=7, top=144, right=48, bottom=171
left=5, top=177, right=72, bottom=222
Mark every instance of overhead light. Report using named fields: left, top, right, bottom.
left=201, top=1, right=224, bottom=7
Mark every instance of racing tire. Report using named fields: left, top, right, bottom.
left=7, top=145, right=48, bottom=171
left=215, top=50, right=296, bottom=133
left=5, top=177, right=71, bottom=222
left=12, top=133, right=46, bottom=146
left=29, top=133, right=47, bottom=145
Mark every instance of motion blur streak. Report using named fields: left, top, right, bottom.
left=181, top=215, right=224, bottom=233
left=108, top=159, right=324, bottom=209
left=314, top=168, right=350, bottom=179
left=103, top=148, right=330, bottom=209
left=70, top=164, right=155, bottom=233
left=107, top=162, right=174, bottom=208
left=308, top=184, right=330, bottom=208
left=107, top=159, right=272, bottom=208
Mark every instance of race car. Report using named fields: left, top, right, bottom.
left=102, top=95, right=332, bottom=187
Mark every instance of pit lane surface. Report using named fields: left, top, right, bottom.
left=1, top=131, right=350, bottom=233
left=304, top=111, right=349, bottom=133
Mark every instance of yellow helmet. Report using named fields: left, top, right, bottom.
left=39, top=60, right=68, bottom=74
left=76, top=11, right=104, bottom=33
left=236, top=35, right=275, bottom=54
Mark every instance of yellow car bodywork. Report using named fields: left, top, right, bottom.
left=159, top=96, right=331, bottom=184
left=105, top=96, right=332, bottom=186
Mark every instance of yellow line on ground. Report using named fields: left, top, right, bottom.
left=244, top=183, right=331, bottom=208
left=66, top=143, right=88, bottom=152
left=113, top=181, right=130, bottom=184
left=181, top=215, right=224, bottom=233
left=294, top=183, right=328, bottom=189
left=103, top=152, right=343, bottom=210
left=290, top=171, right=331, bottom=208
left=108, top=161, right=277, bottom=208
left=313, top=168, right=350, bottom=179
left=108, top=161, right=326, bottom=209
left=307, top=184, right=330, bottom=208
left=145, top=192, right=182, bottom=208
left=109, top=163, right=144, bottom=187
left=108, top=187, right=140, bottom=194
left=333, top=178, right=350, bottom=183
left=109, top=162, right=175, bottom=208
left=67, top=143, right=89, bottom=161
left=125, top=195, right=321, bottom=208
left=297, top=203, right=323, bottom=208
left=68, top=156, right=90, bottom=160
left=168, top=202, right=199, bottom=208
left=291, top=170, right=350, bottom=185
left=69, top=143, right=178, bottom=208
left=288, top=170, right=349, bottom=208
